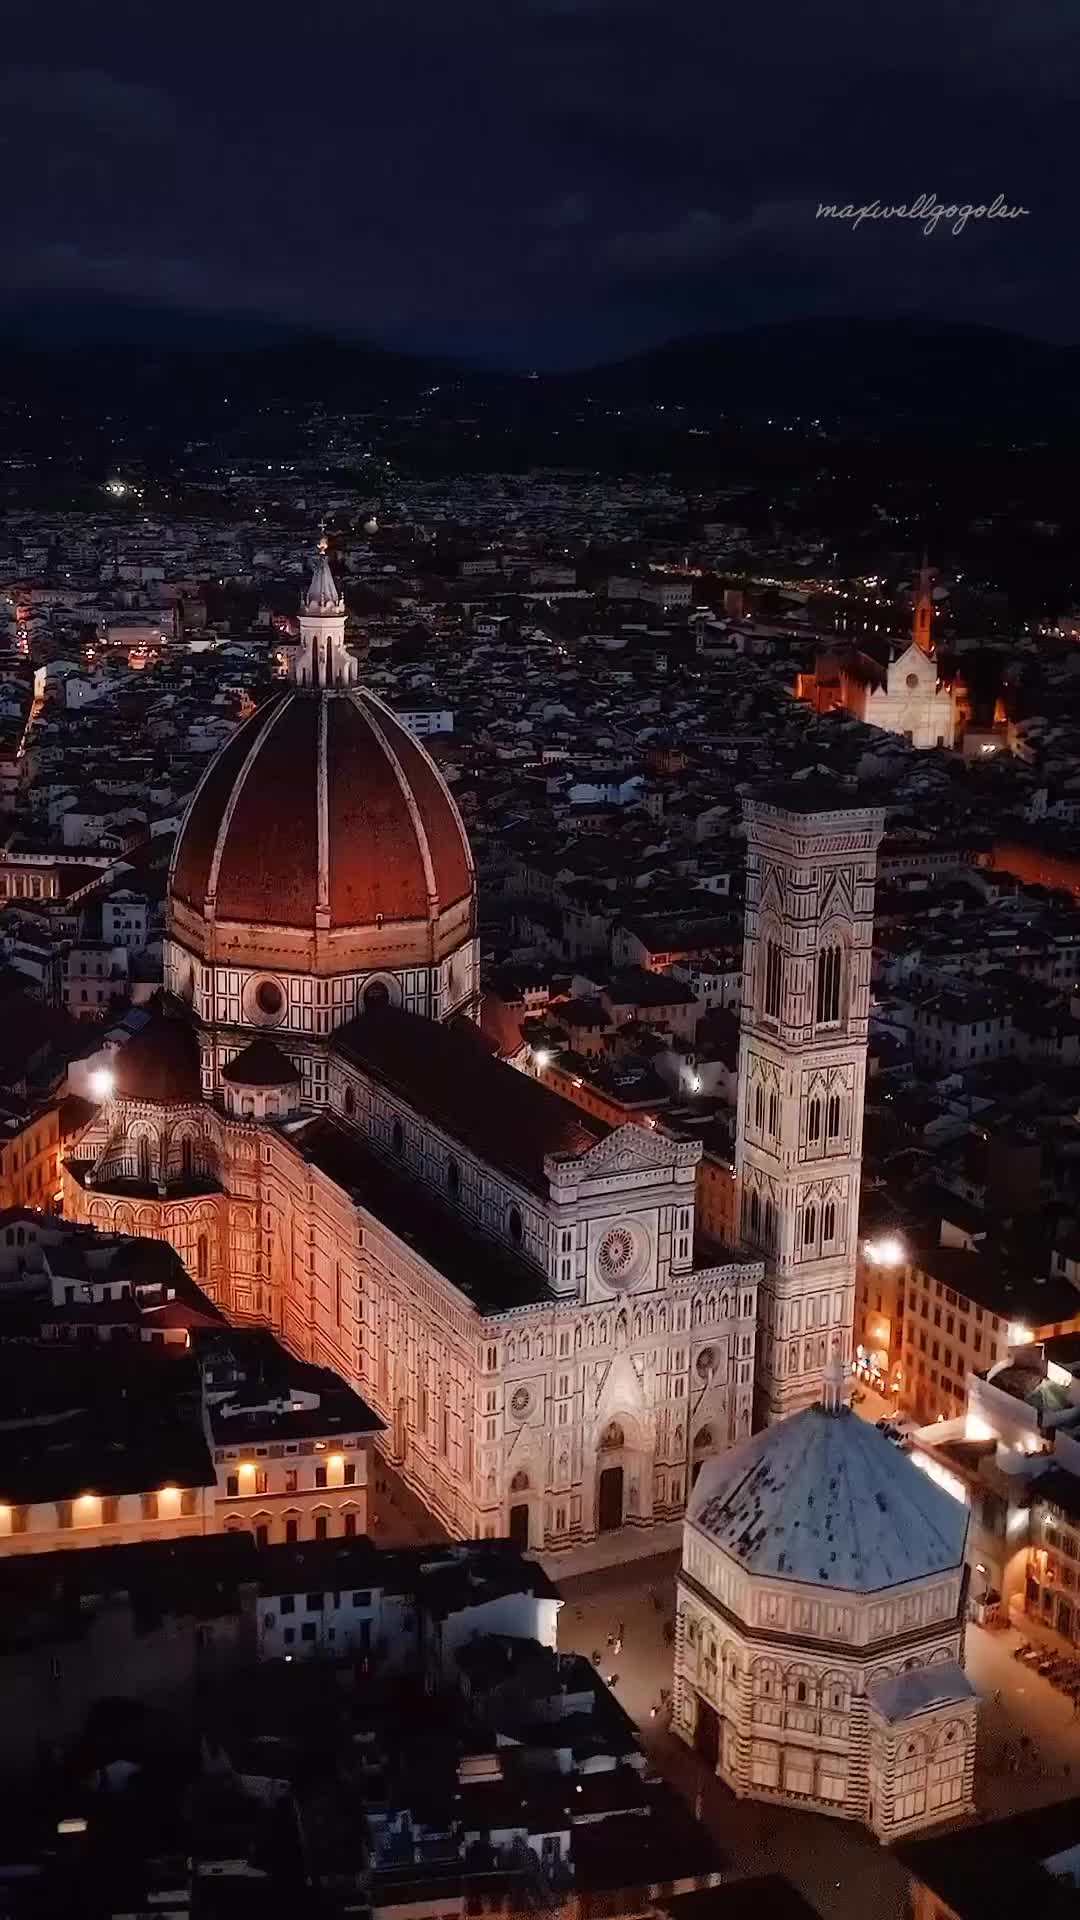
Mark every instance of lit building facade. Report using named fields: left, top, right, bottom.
left=796, top=564, right=960, bottom=751
left=674, top=1366, right=978, bottom=1842
left=64, top=544, right=763, bottom=1553
left=735, top=785, right=886, bottom=1424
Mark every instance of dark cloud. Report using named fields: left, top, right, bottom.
left=0, top=0, right=1075, bottom=363
left=0, top=65, right=175, bottom=138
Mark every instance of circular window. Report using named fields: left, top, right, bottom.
left=508, top=1206, right=523, bottom=1246
left=392, top=1119, right=404, bottom=1154
left=905, top=672, right=920, bottom=690
left=599, top=1227, right=635, bottom=1278
left=695, top=1347, right=716, bottom=1382
left=510, top=1387, right=531, bottom=1419
left=447, top=1157, right=460, bottom=1200
left=256, top=979, right=283, bottom=1017
left=364, top=980, right=391, bottom=1012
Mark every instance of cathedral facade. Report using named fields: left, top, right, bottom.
left=796, top=563, right=960, bottom=751
left=63, top=545, right=765, bottom=1553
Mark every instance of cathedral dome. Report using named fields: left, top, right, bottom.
left=168, top=549, right=474, bottom=981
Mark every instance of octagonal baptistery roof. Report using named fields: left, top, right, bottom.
left=168, top=552, right=474, bottom=976
left=688, top=1398, right=968, bottom=1594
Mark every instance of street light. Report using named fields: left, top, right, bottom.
left=532, top=1048, right=551, bottom=1071
left=88, top=1066, right=114, bottom=1101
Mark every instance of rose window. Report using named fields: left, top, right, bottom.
left=596, top=1223, right=648, bottom=1292
left=510, top=1387, right=531, bottom=1418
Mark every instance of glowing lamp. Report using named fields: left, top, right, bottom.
left=533, top=1048, right=551, bottom=1070
left=1007, top=1322, right=1034, bottom=1347
left=863, top=1235, right=905, bottom=1267
left=88, top=1067, right=114, bottom=1101
left=328, top=1453, right=345, bottom=1470
left=77, top=1493, right=97, bottom=1507
left=57, top=1818, right=88, bottom=1836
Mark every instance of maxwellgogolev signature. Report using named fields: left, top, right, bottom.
left=816, top=193, right=1030, bottom=235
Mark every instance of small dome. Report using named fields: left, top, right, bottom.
left=689, top=1401, right=967, bottom=1592
left=169, top=685, right=473, bottom=974
left=222, top=1038, right=300, bottom=1088
left=113, top=1018, right=202, bottom=1105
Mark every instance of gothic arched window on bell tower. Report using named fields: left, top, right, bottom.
left=822, top=1199, right=836, bottom=1243
left=815, top=942, right=843, bottom=1026
left=826, top=1092, right=842, bottom=1139
left=803, top=1203, right=817, bottom=1248
left=763, top=937, right=783, bottom=1019
left=753, top=1083, right=765, bottom=1129
left=807, top=1096, right=822, bottom=1145
left=767, top=1088, right=779, bottom=1137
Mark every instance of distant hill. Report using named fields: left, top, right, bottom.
left=558, top=318, right=1080, bottom=427
left=0, top=303, right=1075, bottom=432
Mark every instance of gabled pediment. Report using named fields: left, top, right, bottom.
left=545, top=1121, right=697, bottom=1186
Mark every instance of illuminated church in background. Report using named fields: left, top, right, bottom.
left=796, top=560, right=963, bottom=750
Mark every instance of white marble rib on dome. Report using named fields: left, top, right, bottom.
left=688, top=1404, right=968, bottom=1591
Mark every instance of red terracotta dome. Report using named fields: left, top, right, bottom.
left=168, top=685, right=474, bottom=974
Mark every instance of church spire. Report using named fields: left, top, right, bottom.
left=304, top=533, right=344, bottom=615
left=912, top=552, right=935, bottom=657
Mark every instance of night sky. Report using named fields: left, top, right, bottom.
left=5, top=0, right=1076, bottom=366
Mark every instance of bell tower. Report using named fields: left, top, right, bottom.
left=735, top=783, right=885, bottom=1425
left=912, top=554, right=935, bottom=657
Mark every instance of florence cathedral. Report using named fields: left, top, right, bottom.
left=63, top=544, right=887, bottom=1553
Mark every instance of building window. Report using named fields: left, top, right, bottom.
left=815, top=945, right=842, bottom=1025
left=197, top=1233, right=208, bottom=1281
left=314, top=1513, right=329, bottom=1541
left=391, top=1119, right=404, bottom=1154
left=822, top=1200, right=836, bottom=1242
left=807, top=1098, right=821, bottom=1144
left=826, top=1093, right=841, bottom=1138
left=315, top=1466, right=327, bottom=1489
left=226, top=1473, right=239, bottom=1498
left=753, top=1084, right=764, bottom=1128
left=141, top=1493, right=159, bottom=1521
left=508, top=1206, right=523, bottom=1246
left=803, top=1204, right=816, bottom=1247
left=764, top=939, right=782, bottom=1018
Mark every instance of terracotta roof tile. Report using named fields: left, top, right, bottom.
left=333, top=1007, right=606, bottom=1197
